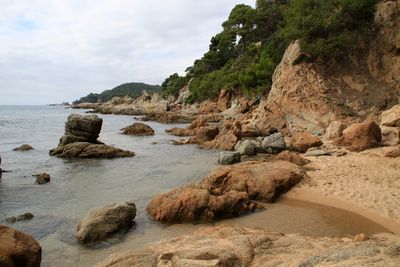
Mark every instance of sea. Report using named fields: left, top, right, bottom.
left=0, top=105, right=390, bottom=266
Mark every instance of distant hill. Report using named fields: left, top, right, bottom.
left=73, top=82, right=162, bottom=104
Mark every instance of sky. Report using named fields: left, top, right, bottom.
left=0, top=0, right=255, bottom=105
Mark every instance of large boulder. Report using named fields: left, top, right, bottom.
left=121, top=123, right=154, bottom=136
left=96, top=225, right=400, bottom=267
left=261, top=132, right=286, bottom=153
left=147, top=161, right=305, bottom=223
left=381, top=105, right=400, bottom=127
left=60, top=114, right=103, bottom=146
left=77, top=201, right=136, bottom=243
left=291, top=131, right=323, bottom=153
left=0, top=225, right=42, bottom=267
left=333, top=120, right=382, bottom=152
left=50, top=142, right=134, bottom=159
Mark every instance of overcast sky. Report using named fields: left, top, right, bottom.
left=0, top=0, right=254, bottom=105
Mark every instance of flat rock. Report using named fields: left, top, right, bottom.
left=13, top=144, right=34, bottom=151
left=50, top=142, right=135, bottom=159
left=275, top=151, right=310, bottom=166
left=0, top=225, right=42, bottom=267
left=121, top=122, right=155, bottom=136
left=77, top=201, right=136, bottom=243
left=95, top=225, right=400, bottom=267
left=147, top=161, right=305, bottom=223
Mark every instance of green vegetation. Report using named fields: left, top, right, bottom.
left=162, top=0, right=378, bottom=103
left=74, top=82, right=161, bottom=104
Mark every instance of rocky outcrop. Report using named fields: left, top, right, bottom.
left=121, top=123, right=155, bottom=136
left=333, top=120, right=382, bottom=152
left=50, top=114, right=134, bottom=158
left=50, top=142, right=134, bottom=158
left=201, top=119, right=242, bottom=151
left=77, top=201, right=136, bottom=243
left=59, top=114, right=103, bottom=146
left=291, top=131, right=323, bottom=153
left=13, top=144, right=34, bottom=151
left=96, top=225, right=400, bottom=267
left=0, top=225, right=42, bottom=267
left=147, top=161, right=305, bottom=223
left=33, top=173, right=50, bottom=184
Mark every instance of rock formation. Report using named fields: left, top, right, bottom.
left=0, top=225, right=42, bottom=267
left=33, top=173, right=50, bottom=184
left=77, top=201, right=136, bottom=243
left=147, top=161, right=305, bottom=223
left=95, top=225, right=400, bottom=267
left=121, top=123, right=155, bottom=136
left=50, top=114, right=134, bottom=158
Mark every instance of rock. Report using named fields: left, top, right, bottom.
left=234, top=140, right=256, bottom=156
left=12, top=144, right=34, bottom=151
left=121, top=123, right=155, bottom=136
left=95, top=225, right=400, bottom=267
left=383, top=146, right=400, bottom=158
left=192, top=126, right=220, bottom=143
left=218, top=151, right=241, bottom=165
left=188, top=116, right=208, bottom=129
left=325, top=121, right=347, bottom=140
left=333, top=120, right=382, bottom=152
left=261, top=132, right=286, bottom=153
left=0, top=225, right=42, bottom=267
left=147, top=161, right=305, bottom=223
left=16, top=213, right=34, bottom=221
left=201, top=119, right=242, bottom=151
left=60, top=114, right=103, bottom=146
left=33, top=173, right=50, bottom=184
left=381, top=126, right=400, bottom=146
left=141, top=112, right=193, bottom=123
left=50, top=142, right=135, bottom=159
left=165, top=127, right=193, bottom=137
left=217, top=89, right=231, bottom=112
left=353, top=233, right=369, bottom=242
left=76, top=201, right=136, bottom=243
left=381, top=104, right=400, bottom=127
left=291, top=131, right=323, bottom=153
left=275, top=151, right=310, bottom=166
left=305, top=149, right=332, bottom=157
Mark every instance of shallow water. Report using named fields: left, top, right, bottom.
left=0, top=105, right=390, bottom=266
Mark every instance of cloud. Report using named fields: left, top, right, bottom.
left=0, top=0, right=254, bottom=105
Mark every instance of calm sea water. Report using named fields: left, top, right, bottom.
left=0, top=105, right=390, bottom=266
left=0, top=105, right=219, bottom=266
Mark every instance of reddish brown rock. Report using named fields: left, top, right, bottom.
left=121, top=123, right=154, bottom=136
left=50, top=142, right=135, bottom=158
left=275, top=151, right=310, bottom=166
left=333, top=121, right=382, bottom=152
left=147, top=161, right=305, bottom=223
left=383, top=146, right=400, bottom=158
left=0, top=225, right=42, bottom=267
left=291, top=131, right=323, bottom=153
left=217, top=89, right=231, bottom=112
left=201, top=119, right=242, bottom=151
left=191, top=126, right=220, bottom=143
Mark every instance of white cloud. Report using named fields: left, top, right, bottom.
left=0, top=0, right=254, bottom=104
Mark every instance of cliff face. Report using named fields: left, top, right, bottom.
left=249, top=0, right=400, bottom=135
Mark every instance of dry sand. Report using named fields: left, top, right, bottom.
left=286, top=147, right=400, bottom=234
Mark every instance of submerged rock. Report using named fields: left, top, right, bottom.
left=147, top=161, right=305, bottom=223
left=33, top=173, right=50, bottom=184
left=76, top=201, right=136, bottom=243
left=0, top=225, right=42, bottom=267
left=218, top=151, right=241, bottom=165
left=13, top=144, right=34, bottom=151
left=6, top=213, right=35, bottom=223
left=121, top=122, right=155, bottom=136
left=333, top=120, right=382, bottom=152
left=50, top=142, right=134, bottom=159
